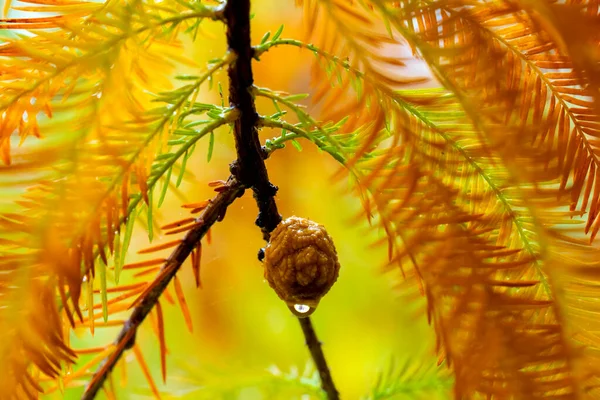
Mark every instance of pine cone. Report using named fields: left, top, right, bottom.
left=263, top=216, right=340, bottom=316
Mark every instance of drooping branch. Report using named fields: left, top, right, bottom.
left=81, top=177, right=245, bottom=400
left=223, top=2, right=340, bottom=399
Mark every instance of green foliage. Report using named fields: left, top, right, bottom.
left=367, top=360, right=452, bottom=400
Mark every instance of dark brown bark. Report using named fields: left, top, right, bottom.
left=81, top=178, right=244, bottom=400
left=299, top=317, right=340, bottom=400
left=223, top=0, right=281, bottom=239
left=223, top=3, right=340, bottom=399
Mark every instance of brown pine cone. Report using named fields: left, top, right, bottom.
left=263, top=216, right=340, bottom=316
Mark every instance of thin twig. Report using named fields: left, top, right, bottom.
left=299, top=317, right=340, bottom=400
left=81, top=177, right=244, bottom=400
left=223, top=1, right=340, bottom=399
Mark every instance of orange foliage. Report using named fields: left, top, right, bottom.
left=1, top=0, right=600, bottom=399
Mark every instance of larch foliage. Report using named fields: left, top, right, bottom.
left=1, top=0, right=600, bottom=399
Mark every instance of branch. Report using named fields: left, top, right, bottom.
left=298, top=318, right=340, bottom=400
left=81, top=177, right=245, bottom=400
left=259, top=116, right=347, bottom=164
left=223, top=2, right=340, bottom=399
left=224, top=0, right=280, bottom=239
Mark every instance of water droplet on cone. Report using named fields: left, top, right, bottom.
left=294, top=304, right=310, bottom=313
left=288, top=303, right=316, bottom=317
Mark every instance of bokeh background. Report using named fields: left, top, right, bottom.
left=2, top=1, right=449, bottom=398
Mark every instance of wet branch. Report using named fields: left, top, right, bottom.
left=81, top=177, right=245, bottom=400
left=223, top=1, right=339, bottom=399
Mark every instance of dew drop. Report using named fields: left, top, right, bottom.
left=288, top=303, right=316, bottom=317
left=287, top=303, right=317, bottom=318
left=294, top=304, right=310, bottom=313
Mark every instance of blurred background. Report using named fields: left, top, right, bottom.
left=1, top=0, right=449, bottom=398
